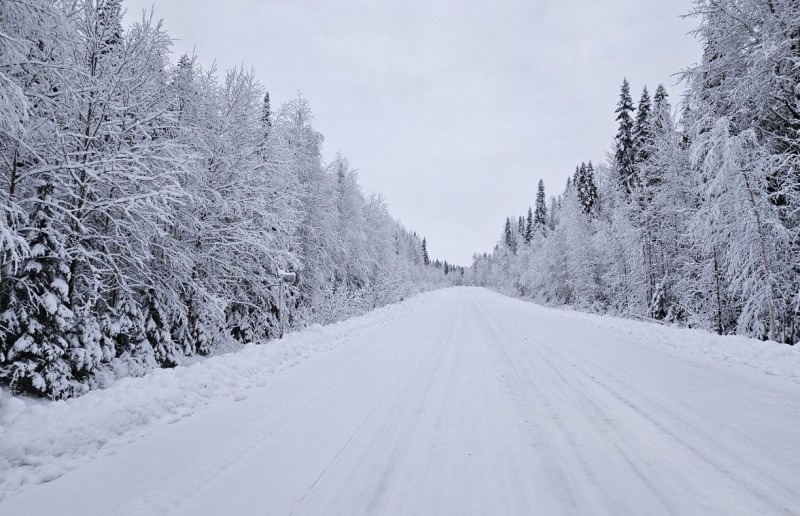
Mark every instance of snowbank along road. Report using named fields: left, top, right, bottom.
left=1, top=287, right=800, bottom=515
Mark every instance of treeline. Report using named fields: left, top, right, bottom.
left=0, top=0, right=458, bottom=399
left=469, top=0, right=799, bottom=345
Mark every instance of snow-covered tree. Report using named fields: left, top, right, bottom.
left=574, top=162, right=598, bottom=216
left=524, top=207, right=533, bottom=243
left=633, top=86, right=653, bottom=164
left=615, top=79, right=637, bottom=195
left=534, top=179, right=548, bottom=231
left=1, top=179, right=77, bottom=398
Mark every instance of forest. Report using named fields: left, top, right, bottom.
left=0, top=0, right=460, bottom=399
left=2, top=0, right=798, bottom=401
left=468, top=0, right=800, bottom=346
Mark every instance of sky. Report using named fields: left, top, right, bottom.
left=123, top=0, right=701, bottom=266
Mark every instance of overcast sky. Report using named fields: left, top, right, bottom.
left=124, top=0, right=700, bottom=266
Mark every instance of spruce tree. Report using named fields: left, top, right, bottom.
left=525, top=207, right=533, bottom=243
left=584, top=161, right=597, bottom=214
left=142, top=289, right=179, bottom=368
left=574, top=163, right=586, bottom=211
left=105, top=294, right=154, bottom=373
left=173, top=54, right=196, bottom=120
left=645, top=85, right=672, bottom=190
left=67, top=304, right=113, bottom=387
left=422, top=238, right=430, bottom=265
left=548, top=197, right=558, bottom=231
left=535, top=179, right=548, bottom=228
left=262, top=92, right=272, bottom=128
left=615, top=78, right=636, bottom=194
left=652, top=84, right=670, bottom=133
left=188, top=298, right=212, bottom=356
left=96, top=0, right=123, bottom=54
left=0, top=179, right=77, bottom=398
left=572, top=162, right=597, bottom=216
left=261, top=91, right=272, bottom=142
left=633, top=86, right=653, bottom=164
left=503, top=218, right=516, bottom=254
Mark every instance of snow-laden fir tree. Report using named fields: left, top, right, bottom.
left=535, top=179, right=548, bottom=230
left=525, top=207, right=534, bottom=243
left=633, top=86, right=653, bottom=164
left=548, top=197, right=559, bottom=232
left=573, top=163, right=598, bottom=216
left=503, top=218, right=516, bottom=254
left=615, top=79, right=637, bottom=195
left=0, top=179, right=77, bottom=398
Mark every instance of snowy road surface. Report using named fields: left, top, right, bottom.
left=2, top=287, right=800, bottom=515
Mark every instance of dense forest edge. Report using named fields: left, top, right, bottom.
left=0, top=1, right=465, bottom=399
left=466, top=1, right=800, bottom=348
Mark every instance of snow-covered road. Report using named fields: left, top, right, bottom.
left=2, top=287, right=800, bottom=515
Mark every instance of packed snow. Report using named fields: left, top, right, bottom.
left=1, top=287, right=799, bottom=515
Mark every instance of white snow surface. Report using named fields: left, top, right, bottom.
left=1, top=287, right=799, bottom=515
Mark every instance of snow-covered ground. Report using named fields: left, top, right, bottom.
left=1, top=287, right=799, bottom=515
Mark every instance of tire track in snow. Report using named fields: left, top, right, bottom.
left=286, top=298, right=462, bottom=515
